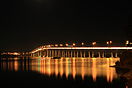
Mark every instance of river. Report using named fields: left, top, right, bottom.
left=0, top=57, right=127, bottom=88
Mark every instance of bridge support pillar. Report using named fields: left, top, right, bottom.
left=92, top=52, right=94, bottom=58
left=74, top=51, right=76, bottom=57
left=62, top=51, right=64, bottom=57
left=46, top=50, right=49, bottom=57
left=65, top=51, right=67, bottom=57
left=64, top=51, right=66, bottom=57
left=88, top=52, right=91, bottom=58
left=80, top=51, right=82, bottom=58
left=58, top=50, right=59, bottom=57
left=115, top=52, right=118, bottom=58
left=49, top=50, right=51, bottom=57
left=102, top=52, right=105, bottom=58
left=70, top=51, right=72, bottom=57
left=98, top=52, right=101, bottom=58
left=68, top=51, right=70, bottom=57
left=83, top=51, right=86, bottom=58
left=77, top=51, right=78, bottom=58
left=111, top=52, right=113, bottom=58
left=51, top=50, right=53, bottom=57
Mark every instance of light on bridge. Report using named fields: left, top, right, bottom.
left=51, top=45, right=54, bottom=47
left=106, top=41, right=109, bottom=45
left=107, top=41, right=112, bottom=45
left=55, top=44, right=58, bottom=47
left=81, top=43, right=84, bottom=46
left=48, top=45, right=51, bottom=47
left=73, top=43, right=76, bottom=46
left=92, top=42, right=96, bottom=46
left=60, top=44, right=63, bottom=46
left=126, top=40, right=129, bottom=45
left=106, top=41, right=113, bottom=47
left=110, top=41, right=112, bottom=44
left=66, top=44, right=69, bottom=46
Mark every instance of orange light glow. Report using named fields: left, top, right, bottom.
left=14, top=60, right=18, bottom=71
left=60, top=44, right=63, bottom=46
left=107, top=41, right=109, bottom=45
left=92, top=42, right=96, bottom=46
left=66, top=43, right=69, bottom=46
left=72, top=58, right=76, bottom=79
left=92, top=58, right=97, bottom=81
left=55, top=44, right=58, bottom=47
left=110, top=41, right=112, bottom=44
left=73, top=43, right=76, bottom=46
left=1, top=57, right=119, bottom=81
left=126, top=40, right=129, bottom=45
left=81, top=42, right=84, bottom=45
left=81, top=59, right=85, bottom=80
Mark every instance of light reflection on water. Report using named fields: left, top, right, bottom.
left=0, top=57, right=119, bottom=82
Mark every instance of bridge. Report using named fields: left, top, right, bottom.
left=30, top=46, right=132, bottom=58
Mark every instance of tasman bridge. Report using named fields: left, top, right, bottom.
left=30, top=42, right=132, bottom=58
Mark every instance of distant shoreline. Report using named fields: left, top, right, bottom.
left=0, top=55, right=19, bottom=58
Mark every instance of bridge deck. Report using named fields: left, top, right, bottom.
left=32, top=47, right=132, bottom=53
left=43, top=47, right=132, bottom=50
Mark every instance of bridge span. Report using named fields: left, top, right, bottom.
left=30, top=46, right=132, bottom=58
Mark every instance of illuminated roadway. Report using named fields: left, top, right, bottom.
left=31, top=47, right=132, bottom=53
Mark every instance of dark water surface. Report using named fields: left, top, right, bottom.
left=0, top=57, right=127, bottom=88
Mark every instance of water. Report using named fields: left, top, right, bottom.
left=0, top=57, right=127, bottom=88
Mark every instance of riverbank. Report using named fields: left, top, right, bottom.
left=115, top=50, right=132, bottom=88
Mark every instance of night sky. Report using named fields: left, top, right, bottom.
left=0, top=0, right=131, bottom=51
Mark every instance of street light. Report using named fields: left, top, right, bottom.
left=126, top=40, right=129, bottom=45
left=66, top=43, right=68, bottom=46
left=48, top=45, right=51, bottom=47
left=73, top=43, right=76, bottom=46
left=60, top=44, right=63, bottom=46
left=51, top=45, right=54, bottom=47
left=110, top=41, right=112, bottom=44
left=81, top=42, right=84, bottom=46
left=106, top=41, right=109, bottom=45
left=92, top=42, right=96, bottom=46
left=107, top=41, right=112, bottom=46
left=55, top=44, right=58, bottom=47
left=126, top=40, right=129, bottom=46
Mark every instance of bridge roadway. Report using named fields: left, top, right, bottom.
left=42, top=47, right=132, bottom=50
left=32, top=47, right=132, bottom=53
left=31, top=47, right=132, bottom=58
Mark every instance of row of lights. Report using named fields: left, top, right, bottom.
left=42, top=40, right=131, bottom=47
left=126, top=40, right=132, bottom=44
left=1, top=52, right=20, bottom=55
left=32, top=40, right=131, bottom=53
left=126, top=40, right=132, bottom=45
left=47, top=42, right=95, bottom=47
left=45, top=41, right=113, bottom=47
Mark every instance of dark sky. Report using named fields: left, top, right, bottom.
left=0, top=0, right=131, bottom=51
